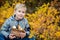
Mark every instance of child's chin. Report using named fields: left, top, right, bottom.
left=18, top=17, right=23, bottom=20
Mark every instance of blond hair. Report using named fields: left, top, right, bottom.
left=14, top=3, right=27, bottom=11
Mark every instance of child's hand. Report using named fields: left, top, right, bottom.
left=9, top=33, right=16, bottom=39
left=20, top=32, right=26, bottom=38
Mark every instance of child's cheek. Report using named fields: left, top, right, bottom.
left=23, top=13, right=25, bottom=16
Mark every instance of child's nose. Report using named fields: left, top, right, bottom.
left=19, top=12, right=23, bottom=15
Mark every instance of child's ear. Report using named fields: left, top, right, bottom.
left=14, top=10, right=16, bottom=15
left=14, top=9, right=16, bottom=14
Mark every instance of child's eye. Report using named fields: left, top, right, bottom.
left=22, top=11, right=25, bottom=13
left=18, top=10, right=21, bottom=12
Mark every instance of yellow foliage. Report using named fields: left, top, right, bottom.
left=26, top=3, right=60, bottom=40
left=55, top=31, right=60, bottom=37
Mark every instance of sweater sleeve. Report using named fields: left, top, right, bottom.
left=0, top=19, right=10, bottom=38
left=24, top=19, right=30, bottom=37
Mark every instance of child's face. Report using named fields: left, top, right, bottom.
left=15, top=8, right=26, bottom=20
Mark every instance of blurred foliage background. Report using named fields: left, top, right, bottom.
left=0, top=0, right=60, bottom=40
left=0, top=0, right=56, bottom=13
